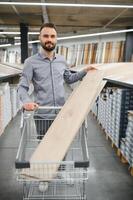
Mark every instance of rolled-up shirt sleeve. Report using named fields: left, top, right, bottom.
left=63, top=68, right=87, bottom=84
left=17, top=60, right=33, bottom=104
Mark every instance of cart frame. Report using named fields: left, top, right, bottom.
left=15, top=107, right=89, bottom=200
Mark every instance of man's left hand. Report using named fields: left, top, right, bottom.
left=84, top=65, right=98, bottom=72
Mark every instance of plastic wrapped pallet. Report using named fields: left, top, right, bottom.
left=0, top=90, right=4, bottom=136
left=97, top=88, right=133, bottom=147
left=0, top=82, right=12, bottom=130
left=120, top=111, right=133, bottom=166
left=10, top=84, right=18, bottom=118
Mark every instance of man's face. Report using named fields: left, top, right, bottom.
left=39, top=27, right=57, bottom=52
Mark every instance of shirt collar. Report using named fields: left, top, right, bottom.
left=39, top=48, right=57, bottom=60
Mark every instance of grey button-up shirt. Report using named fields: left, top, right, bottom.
left=18, top=52, right=86, bottom=107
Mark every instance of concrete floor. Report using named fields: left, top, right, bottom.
left=0, top=112, right=133, bottom=200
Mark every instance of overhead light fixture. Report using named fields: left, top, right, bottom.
left=0, top=32, right=20, bottom=35
left=14, top=37, right=21, bottom=40
left=0, top=31, right=39, bottom=35
left=0, top=44, right=12, bottom=47
left=0, top=29, right=133, bottom=48
left=58, top=29, right=133, bottom=40
left=28, top=40, right=39, bottom=44
left=0, top=2, right=133, bottom=9
left=28, top=32, right=39, bottom=35
left=0, top=41, right=39, bottom=47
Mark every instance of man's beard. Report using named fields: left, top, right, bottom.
left=41, top=42, right=56, bottom=52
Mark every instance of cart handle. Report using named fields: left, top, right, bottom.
left=36, top=106, right=62, bottom=110
left=20, top=106, right=62, bottom=129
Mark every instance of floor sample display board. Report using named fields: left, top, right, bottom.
left=20, top=62, right=133, bottom=180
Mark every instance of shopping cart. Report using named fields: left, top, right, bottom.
left=15, top=107, right=89, bottom=200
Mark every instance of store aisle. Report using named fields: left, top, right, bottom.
left=86, top=114, right=133, bottom=200
left=0, top=112, right=22, bottom=200
left=0, top=112, right=133, bottom=200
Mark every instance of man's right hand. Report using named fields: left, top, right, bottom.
left=23, top=102, right=39, bottom=111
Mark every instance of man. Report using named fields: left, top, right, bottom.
left=18, top=23, right=96, bottom=192
left=18, top=23, right=96, bottom=112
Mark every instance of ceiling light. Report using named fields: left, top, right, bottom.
left=0, top=32, right=20, bottom=35
left=0, top=44, right=11, bottom=47
left=28, top=32, right=39, bottom=35
left=15, top=37, right=21, bottom=40
left=28, top=40, right=39, bottom=44
left=0, top=2, right=133, bottom=9
left=58, top=29, right=133, bottom=40
left=0, top=32, right=39, bottom=35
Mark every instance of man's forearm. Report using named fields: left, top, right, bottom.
left=64, top=69, right=86, bottom=84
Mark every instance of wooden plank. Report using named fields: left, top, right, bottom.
left=99, top=62, right=133, bottom=87
left=96, top=62, right=133, bottom=74
left=31, top=70, right=104, bottom=159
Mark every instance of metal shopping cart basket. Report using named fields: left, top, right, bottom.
left=15, top=107, right=89, bottom=200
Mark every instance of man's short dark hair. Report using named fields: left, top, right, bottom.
left=40, top=23, right=57, bottom=33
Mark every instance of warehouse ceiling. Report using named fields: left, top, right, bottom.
left=0, top=0, right=133, bottom=42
